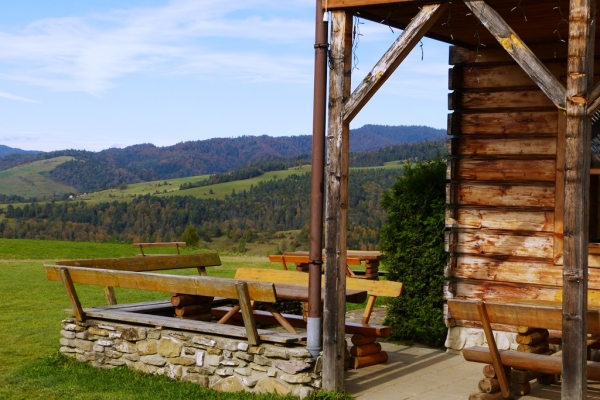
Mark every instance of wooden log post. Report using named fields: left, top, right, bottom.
left=323, top=9, right=352, bottom=391
left=563, top=1, right=595, bottom=398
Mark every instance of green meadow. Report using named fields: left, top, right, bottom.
left=0, top=239, right=358, bottom=399
left=0, top=156, right=77, bottom=198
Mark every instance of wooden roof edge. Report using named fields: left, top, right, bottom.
left=323, top=0, right=435, bottom=10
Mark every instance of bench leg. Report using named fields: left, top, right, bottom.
left=477, top=302, right=511, bottom=399
left=236, top=282, right=260, bottom=346
left=104, top=286, right=117, bottom=305
left=59, top=267, right=85, bottom=322
left=263, top=304, right=298, bottom=334
left=361, top=295, right=377, bottom=324
left=217, top=305, right=240, bottom=324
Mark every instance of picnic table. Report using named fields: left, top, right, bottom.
left=270, top=250, right=384, bottom=280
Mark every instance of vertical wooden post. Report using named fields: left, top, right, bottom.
left=104, top=286, right=117, bottom=305
left=59, top=267, right=85, bottom=322
left=563, top=1, right=595, bottom=398
left=323, top=9, right=352, bottom=391
left=235, top=282, right=260, bottom=346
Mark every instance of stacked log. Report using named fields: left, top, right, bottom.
left=512, top=327, right=553, bottom=394
left=469, top=364, right=512, bottom=400
left=171, top=294, right=213, bottom=321
left=349, top=334, right=388, bottom=369
left=363, top=260, right=379, bottom=280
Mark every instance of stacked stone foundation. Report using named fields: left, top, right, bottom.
left=59, top=318, right=321, bottom=398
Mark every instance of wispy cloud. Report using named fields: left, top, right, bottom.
left=0, top=0, right=314, bottom=95
left=0, top=90, right=41, bottom=103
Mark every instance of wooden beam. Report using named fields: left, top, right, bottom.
left=477, top=302, right=510, bottom=398
left=104, top=286, right=117, bottom=305
left=323, top=0, right=419, bottom=9
left=563, top=1, right=595, bottom=397
left=59, top=267, right=85, bottom=322
left=236, top=282, right=260, bottom=346
left=587, top=81, right=600, bottom=116
left=342, top=3, right=447, bottom=123
left=55, top=253, right=221, bottom=272
left=462, top=0, right=566, bottom=109
left=324, top=9, right=352, bottom=392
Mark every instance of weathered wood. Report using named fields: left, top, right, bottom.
left=82, top=308, right=304, bottom=343
left=453, top=281, right=563, bottom=305
left=350, top=342, right=381, bottom=357
left=132, top=242, right=186, bottom=248
left=563, top=1, right=595, bottom=397
left=458, top=63, right=566, bottom=90
left=453, top=137, right=556, bottom=156
left=446, top=209, right=554, bottom=232
left=450, top=90, right=555, bottom=110
left=458, top=111, right=558, bottom=135
left=104, top=286, right=117, bottom=305
left=450, top=183, right=555, bottom=208
left=478, top=378, right=500, bottom=394
left=46, top=265, right=277, bottom=303
left=588, top=80, right=600, bottom=116
left=55, top=253, right=221, bottom=272
left=210, top=306, right=393, bottom=337
left=554, top=111, right=566, bottom=265
left=362, top=295, right=377, bottom=324
left=353, top=351, right=388, bottom=369
left=449, top=43, right=571, bottom=65
left=517, top=342, right=549, bottom=354
left=477, top=302, right=511, bottom=398
left=342, top=3, right=447, bottom=122
left=351, top=334, right=377, bottom=346
left=217, top=305, right=240, bottom=324
left=516, top=330, right=549, bottom=345
left=324, top=10, right=352, bottom=390
left=262, top=304, right=298, bottom=334
left=269, top=254, right=362, bottom=266
left=448, top=230, right=553, bottom=259
left=59, top=267, right=85, bottom=322
left=463, top=0, right=566, bottom=109
left=483, top=364, right=511, bottom=379
left=236, top=282, right=260, bottom=346
left=174, top=304, right=212, bottom=317
left=456, top=159, right=555, bottom=182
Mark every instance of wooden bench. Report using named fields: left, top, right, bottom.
left=448, top=299, right=600, bottom=398
left=45, top=260, right=305, bottom=345
left=132, top=241, right=186, bottom=255
left=55, top=253, right=221, bottom=305
left=268, top=254, right=362, bottom=277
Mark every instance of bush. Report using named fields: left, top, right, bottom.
left=380, top=157, right=447, bottom=348
left=181, top=224, right=200, bottom=247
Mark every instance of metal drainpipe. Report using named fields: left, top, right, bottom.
left=307, top=0, right=328, bottom=359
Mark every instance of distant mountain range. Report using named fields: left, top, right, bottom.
left=0, top=125, right=445, bottom=192
left=0, top=145, right=42, bottom=158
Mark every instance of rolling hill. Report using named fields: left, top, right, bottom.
left=0, top=156, right=77, bottom=198
left=0, top=145, right=42, bottom=158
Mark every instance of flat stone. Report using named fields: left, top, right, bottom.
left=59, top=346, right=76, bottom=354
left=274, top=361, right=311, bottom=375
left=254, top=355, right=272, bottom=366
left=242, top=377, right=258, bottom=387
left=206, top=348, right=222, bottom=355
left=97, top=324, right=116, bottom=331
left=187, top=366, right=214, bottom=375
left=166, top=364, right=183, bottom=379
left=140, top=354, right=167, bottom=367
left=255, top=377, right=291, bottom=395
left=74, top=339, right=94, bottom=352
left=108, top=332, right=122, bottom=339
left=147, top=330, right=161, bottom=340
left=288, top=348, right=312, bottom=358
left=220, top=360, right=239, bottom=367
left=97, top=339, right=113, bottom=347
left=206, top=354, right=223, bottom=367
left=107, top=359, right=127, bottom=366
left=158, top=337, right=182, bottom=358
left=182, top=373, right=209, bottom=387
left=105, top=350, right=122, bottom=359
left=92, top=344, right=105, bottom=353
left=294, top=386, right=315, bottom=399
left=265, top=348, right=289, bottom=360
left=63, top=323, right=84, bottom=332
left=211, top=376, right=244, bottom=393
left=196, top=351, right=205, bottom=366
left=237, top=342, right=249, bottom=351
left=312, top=379, right=321, bottom=389
left=61, top=330, right=76, bottom=339
left=120, top=327, right=147, bottom=341
left=217, top=339, right=239, bottom=351
left=183, top=347, right=196, bottom=356
left=137, top=340, right=158, bottom=355
left=192, top=336, right=216, bottom=348
left=280, top=373, right=312, bottom=384
left=215, top=368, right=234, bottom=377
left=267, top=368, right=278, bottom=377
left=168, top=357, right=196, bottom=366
left=114, top=341, right=137, bottom=354
left=249, top=346, right=265, bottom=355
left=88, top=327, right=110, bottom=337
left=235, top=352, right=253, bottom=362
left=234, top=367, right=252, bottom=376
left=314, top=356, right=323, bottom=374
left=75, top=332, right=88, bottom=340
left=59, top=338, right=74, bottom=347
left=250, top=364, right=267, bottom=372
left=123, top=353, right=139, bottom=362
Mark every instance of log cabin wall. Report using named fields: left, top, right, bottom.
left=445, top=44, right=572, bottom=331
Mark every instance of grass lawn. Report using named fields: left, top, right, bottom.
left=0, top=239, right=360, bottom=399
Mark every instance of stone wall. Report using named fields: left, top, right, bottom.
left=59, top=318, right=321, bottom=398
left=445, top=326, right=518, bottom=352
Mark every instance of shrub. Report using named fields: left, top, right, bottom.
left=181, top=224, right=200, bottom=247
left=380, top=157, right=447, bottom=348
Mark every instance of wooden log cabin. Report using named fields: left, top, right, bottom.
left=317, top=0, right=599, bottom=396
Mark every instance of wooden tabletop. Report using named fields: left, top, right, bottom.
left=273, top=283, right=367, bottom=304
left=284, top=250, right=384, bottom=261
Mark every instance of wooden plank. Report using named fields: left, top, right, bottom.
left=81, top=308, right=304, bottom=343
left=262, top=304, right=298, bottom=334
left=454, top=281, right=560, bottom=304
left=463, top=0, right=566, bottom=109
left=454, top=137, right=556, bottom=156
left=269, top=254, right=362, bottom=265
left=236, top=282, right=260, bottom=346
left=324, top=10, right=352, bottom=391
left=451, top=90, right=555, bottom=110
left=457, top=159, right=555, bottom=182
left=446, top=208, right=554, bottom=232
left=45, top=265, right=277, bottom=303
left=554, top=111, right=566, bottom=265
left=563, top=1, right=594, bottom=396
left=94, top=300, right=174, bottom=313
left=59, top=268, right=85, bottom=322
left=451, top=183, right=555, bottom=208
left=343, top=3, right=447, bottom=122
left=104, top=286, right=117, bottom=305
left=210, top=307, right=393, bottom=338
left=234, top=268, right=402, bottom=298
left=449, top=230, right=553, bottom=259
left=56, top=253, right=221, bottom=271
left=323, top=0, right=418, bottom=9
left=449, top=44, right=567, bottom=65
left=274, top=283, right=367, bottom=304
left=458, top=111, right=558, bottom=135
left=132, top=242, right=186, bottom=248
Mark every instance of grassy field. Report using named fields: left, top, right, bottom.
left=0, top=156, right=77, bottom=198
left=0, top=239, right=362, bottom=399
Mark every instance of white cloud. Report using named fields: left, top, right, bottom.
left=0, top=90, right=41, bottom=103
left=0, top=0, right=314, bottom=95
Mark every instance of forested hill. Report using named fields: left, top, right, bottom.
left=0, top=145, right=42, bottom=158
left=0, top=125, right=444, bottom=192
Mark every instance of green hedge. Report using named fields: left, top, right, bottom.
left=380, top=158, right=448, bottom=348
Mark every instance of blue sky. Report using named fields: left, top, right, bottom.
left=0, top=0, right=449, bottom=152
